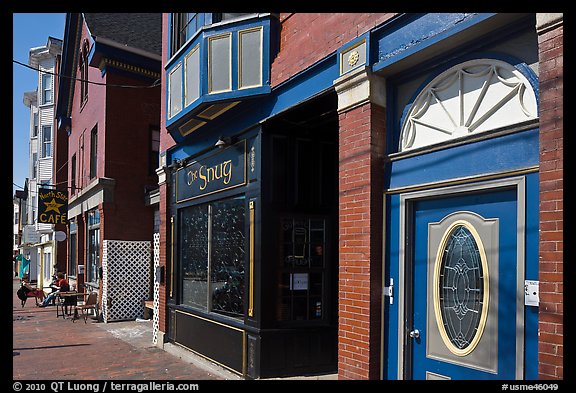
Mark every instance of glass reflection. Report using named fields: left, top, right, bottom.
left=181, top=205, right=208, bottom=308
left=439, top=225, right=484, bottom=350
left=211, top=197, right=245, bottom=317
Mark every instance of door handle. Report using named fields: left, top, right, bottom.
left=409, top=329, right=420, bottom=339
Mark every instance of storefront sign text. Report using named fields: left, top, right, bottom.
left=176, top=140, right=246, bottom=202
left=38, top=187, right=68, bottom=224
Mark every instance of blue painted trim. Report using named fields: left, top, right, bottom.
left=372, top=13, right=495, bottom=73
left=524, top=172, right=540, bottom=380
left=388, top=128, right=539, bottom=190
left=89, top=41, right=160, bottom=73
left=383, top=193, right=400, bottom=380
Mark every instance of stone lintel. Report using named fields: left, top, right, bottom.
left=333, top=66, right=386, bottom=113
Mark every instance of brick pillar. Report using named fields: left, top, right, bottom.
left=334, top=67, right=386, bottom=379
left=536, top=13, right=563, bottom=380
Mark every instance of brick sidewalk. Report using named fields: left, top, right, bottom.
left=12, top=278, right=227, bottom=380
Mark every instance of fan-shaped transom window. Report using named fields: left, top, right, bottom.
left=399, top=59, right=537, bottom=152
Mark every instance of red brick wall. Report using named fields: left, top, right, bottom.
left=99, top=70, right=159, bottom=241
left=338, top=102, right=386, bottom=379
left=537, top=22, right=563, bottom=380
left=68, top=22, right=106, bottom=192
left=160, top=13, right=177, bottom=155
left=158, top=182, right=169, bottom=333
left=272, top=13, right=395, bottom=87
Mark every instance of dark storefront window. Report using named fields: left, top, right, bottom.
left=277, top=217, right=326, bottom=322
left=210, top=198, right=246, bottom=316
left=87, top=209, right=100, bottom=284
left=180, top=196, right=246, bottom=318
left=181, top=204, right=209, bottom=309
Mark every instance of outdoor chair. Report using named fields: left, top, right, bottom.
left=73, top=292, right=98, bottom=323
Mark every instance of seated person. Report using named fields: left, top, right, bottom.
left=17, top=275, right=45, bottom=304
left=38, top=272, right=70, bottom=307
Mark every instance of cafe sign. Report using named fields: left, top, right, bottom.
left=176, top=140, right=246, bottom=203
left=38, top=187, right=68, bottom=224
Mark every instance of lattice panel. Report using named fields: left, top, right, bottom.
left=152, top=233, right=160, bottom=345
left=102, top=240, right=151, bottom=322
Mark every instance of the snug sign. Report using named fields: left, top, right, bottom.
left=176, top=140, right=246, bottom=203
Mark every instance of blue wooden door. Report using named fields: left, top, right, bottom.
left=409, top=188, right=518, bottom=379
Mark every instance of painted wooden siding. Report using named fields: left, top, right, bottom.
left=37, top=158, right=53, bottom=181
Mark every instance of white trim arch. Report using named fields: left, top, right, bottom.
left=399, top=59, right=538, bottom=152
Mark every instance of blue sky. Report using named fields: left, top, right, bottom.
left=12, top=13, right=66, bottom=195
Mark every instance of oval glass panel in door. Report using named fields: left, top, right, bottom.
left=433, top=220, right=489, bottom=356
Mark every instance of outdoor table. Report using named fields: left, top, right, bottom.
left=56, top=292, right=86, bottom=319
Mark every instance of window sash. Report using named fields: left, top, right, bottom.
left=208, top=33, right=232, bottom=93
left=168, top=63, right=183, bottom=118
left=69, top=233, right=77, bottom=277
left=42, top=74, right=52, bottom=104
left=71, top=155, right=76, bottom=194
left=87, top=227, right=100, bottom=283
left=42, top=126, right=52, bottom=158
left=31, top=153, right=37, bottom=179
left=90, top=127, right=98, bottom=178
left=33, top=113, right=38, bottom=137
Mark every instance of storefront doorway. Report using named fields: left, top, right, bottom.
left=259, top=92, right=340, bottom=377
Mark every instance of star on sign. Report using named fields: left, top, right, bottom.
left=44, top=198, right=64, bottom=214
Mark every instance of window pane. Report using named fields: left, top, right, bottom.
left=185, top=47, right=200, bottom=106
left=88, top=227, right=100, bottom=283
left=439, top=225, right=485, bottom=351
left=32, top=153, right=37, bottom=179
left=181, top=204, right=209, bottom=309
left=210, top=197, right=245, bottom=317
left=42, top=126, right=52, bottom=157
left=184, top=13, right=198, bottom=41
left=42, top=74, right=52, bottom=104
left=90, top=127, right=97, bottom=178
left=239, top=29, right=262, bottom=88
left=209, top=35, right=231, bottom=93
left=169, top=63, right=183, bottom=117
left=33, top=113, right=38, bottom=136
left=69, top=233, right=77, bottom=276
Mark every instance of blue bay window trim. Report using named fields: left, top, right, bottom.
left=167, top=50, right=339, bottom=165
left=165, top=14, right=274, bottom=134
